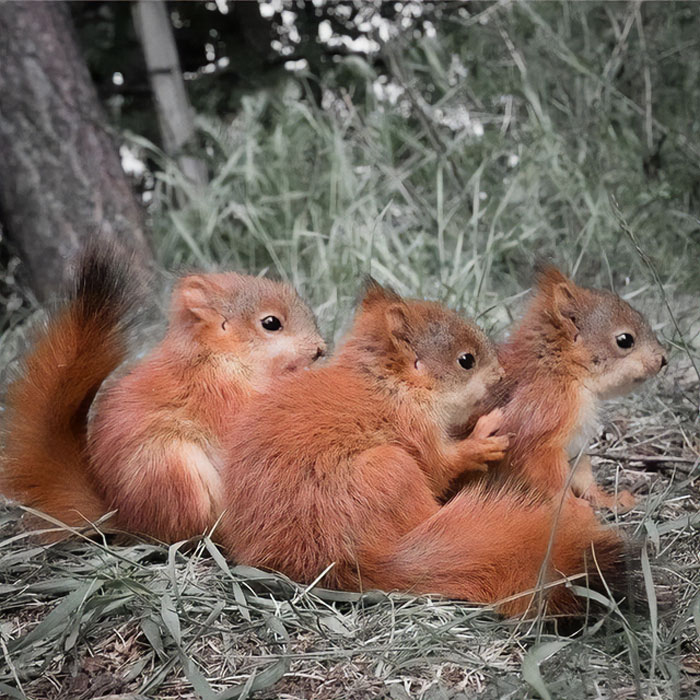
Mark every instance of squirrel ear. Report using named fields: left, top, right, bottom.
left=533, top=264, right=584, bottom=340
left=534, top=263, right=572, bottom=292
left=535, top=265, right=581, bottom=320
left=175, top=275, right=222, bottom=323
left=385, top=303, right=410, bottom=343
left=360, top=276, right=403, bottom=309
left=551, top=282, right=580, bottom=338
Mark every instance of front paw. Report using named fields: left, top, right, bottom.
left=567, top=492, right=596, bottom=518
left=472, top=408, right=504, bottom=439
left=478, top=433, right=510, bottom=462
left=463, top=434, right=510, bottom=469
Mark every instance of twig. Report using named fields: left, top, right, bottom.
left=634, top=4, right=654, bottom=152
left=589, top=452, right=699, bottom=465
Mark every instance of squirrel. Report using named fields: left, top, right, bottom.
left=217, top=280, right=623, bottom=617
left=1, top=246, right=326, bottom=542
left=460, top=265, right=668, bottom=511
left=88, top=269, right=325, bottom=542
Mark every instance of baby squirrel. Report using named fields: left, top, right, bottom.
left=218, top=280, right=622, bottom=617
left=1, top=246, right=325, bottom=541
left=474, top=265, right=667, bottom=510
left=88, top=269, right=325, bottom=542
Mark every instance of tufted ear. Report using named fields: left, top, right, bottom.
left=534, top=264, right=573, bottom=293
left=534, top=265, right=582, bottom=336
left=174, top=275, right=223, bottom=323
left=385, top=303, right=411, bottom=344
left=552, top=282, right=578, bottom=322
left=359, top=276, right=403, bottom=309
left=545, top=282, right=583, bottom=342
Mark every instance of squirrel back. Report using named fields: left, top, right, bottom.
left=1, top=244, right=141, bottom=534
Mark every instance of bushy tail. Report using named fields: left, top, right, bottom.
left=1, top=243, right=141, bottom=534
left=370, top=487, right=626, bottom=617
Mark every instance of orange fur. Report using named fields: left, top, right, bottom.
left=475, top=266, right=667, bottom=507
left=88, top=272, right=326, bottom=542
left=218, top=282, right=623, bottom=616
left=370, top=486, right=622, bottom=617
left=1, top=245, right=138, bottom=534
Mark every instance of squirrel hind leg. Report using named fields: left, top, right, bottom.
left=106, top=440, right=222, bottom=542
left=582, top=486, right=637, bottom=514
left=570, top=455, right=637, bottom=513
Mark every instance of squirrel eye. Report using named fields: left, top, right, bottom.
left=458, top=352, right=475, bottom=370
left=261, top=315, right=283, bottom=332
left=616, top=333, right=635, bottom=349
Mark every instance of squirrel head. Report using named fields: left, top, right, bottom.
left=339, top=278, right=504, bottom=429
left=170, top=273, right=325, bottom=377
left=533, top=265, right=667, bottom=398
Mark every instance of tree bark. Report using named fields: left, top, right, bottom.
left=132, top=0, right=207, bottom=187
left=0, top=2, right=152, bottom=302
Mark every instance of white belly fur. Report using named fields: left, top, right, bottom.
left=566, top=386, right=600, bottom=460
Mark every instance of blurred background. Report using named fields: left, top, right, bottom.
left=1, top=0, right=699, bottom=348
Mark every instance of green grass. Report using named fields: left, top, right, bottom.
left=1, top=380, right=698, bottom=700
left=1, top=2, right=700, bottom=698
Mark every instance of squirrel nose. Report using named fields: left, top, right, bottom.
left=313, top=346, right=325, bottom=362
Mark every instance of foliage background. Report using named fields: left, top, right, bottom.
left=1, top=2, right=699, bottom=699
left=70, top=2, right=700, bottom=330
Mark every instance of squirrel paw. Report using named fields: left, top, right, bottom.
left=466, top=434, right=510, bottom=468
left=472, top=408, right=504, bottom=439
left=584, top=486, right=637, bottom=513
left=611, top=489, right=637, bottom=513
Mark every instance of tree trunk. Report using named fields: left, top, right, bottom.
left=0, top=2, right=152, bottom=302
left=132, top=0, right=208, bottom=188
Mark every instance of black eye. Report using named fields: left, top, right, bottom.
left=261, top=316, right=282, bottom=331
left=458, top=353, right=475, bottom=370
left=616, top=333, right=634, bottom=349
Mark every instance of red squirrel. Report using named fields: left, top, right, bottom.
left=1, top=246, right=325, bottom=541
left=217, top=281, right=623, bottom=617
left=470, top=265, right=667, bottom=511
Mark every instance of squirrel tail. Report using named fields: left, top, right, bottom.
left=1, top=243, right=141, bottom=534
left=371, top=486, right=627, bottom=617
